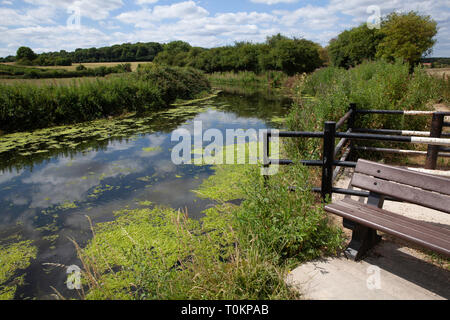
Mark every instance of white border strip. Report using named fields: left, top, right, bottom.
left=411, top=137, right=450, bottom=146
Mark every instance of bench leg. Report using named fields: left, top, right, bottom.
left=343, top=220, right=382, bottom=261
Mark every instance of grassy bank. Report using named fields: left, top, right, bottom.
left=208, top=71, right=288, bottom=88
left=0, top=64, right=211, bottom=133
left=285, top=60, right=450, bottom=161
left=47, top=60, right=450, bottom=300
left=76, top=146, right=343, bottom=300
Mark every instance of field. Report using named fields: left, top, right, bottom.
left=1, top=61, right=151, bottom=72
left=426, top=67, right=450, bottom=79
left=0, top=75, right=116, bottom=86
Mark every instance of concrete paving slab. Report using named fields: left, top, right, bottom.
left=286, top=242, right=450, bottom=300
left=290, top=164, right=450, bottom=300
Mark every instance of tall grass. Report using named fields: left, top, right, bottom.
left=0, top=65, right=210, bottom=133
left=74, top=160, right=343, bottom=300
left=286, top=60, right=449, bottom=159
left=208, top=71, right=288, bottom=89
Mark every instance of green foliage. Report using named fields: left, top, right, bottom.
left=376, top=11, right=437, bottom=65
left=264, top=38, right=323, bottom=76
left=78, top=157, right=342, bottom=299
left=0, top=63, right=132, bottom=79
left=17, top=42, right=164, bottom=65
left=16, top=47, right=37, bottom=62
left=329, top=24, right=384, bottom=68
left=154, top=35, right=324, bottom=75
left=330, top=12, right=438, bottom=69
left=76, top=64, right=87, bottom=71
left=208, top=70, right=288, bottom=89
left=286, top=60, right=448, bottom=159
left=0, top=55, right=15, bottom=63
left=8, top=35, right=325, bottom=75
left=137, top=64, right=210, bottom=102
left=421, top=57, right=450, bottom=68
left=0, top=65, right=210, bottom=132
left=79, top=203, right=297, bottom=300
left=0, top=240, right=37, bottom=300
left=236, top=163, right=344, bottom=263
left=54, top=57, right=72, bottom=66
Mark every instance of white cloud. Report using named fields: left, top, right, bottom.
left=22, top=0, right=124, bottom=21
left=0, top=0, right=448, bottom=56
left=117, top=1, right=209, bottom=27
left=0, top=7, right=56, bottom=26
left=251, top=0, right=298, bottom=4
left=136, top=0, right=159, bottom=4
left=275, top=5, right=339, bottom=29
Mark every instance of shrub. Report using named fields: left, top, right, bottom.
left=286, top=60, right=448, bottom=160
left=76, top=64, right=87, bottom=71
left=0, top=65, right=210, bottom=132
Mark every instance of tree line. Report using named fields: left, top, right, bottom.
left=0, top=11, right=440, bottom=74
left=153, top=35, right=324, bottom=75
left=328, top=11, right=438, bottom=69
left=3, top=42, right=164, bottom=66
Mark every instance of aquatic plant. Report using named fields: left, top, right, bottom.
left=0, top=240, right=37, bottom=300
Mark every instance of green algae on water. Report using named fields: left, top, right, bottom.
left=0, top=240, right=37, bottom=300
left=80, top=204, right=235, bottom=300
left=142, top=146, right=162, bottom=153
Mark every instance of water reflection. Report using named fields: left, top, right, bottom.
left=0, top=91, right=291, bottom=299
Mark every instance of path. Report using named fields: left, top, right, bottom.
left=287, top=167, right=450, bottom=300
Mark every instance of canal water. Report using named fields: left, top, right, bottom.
left=0, top=91, right=291, bottom=299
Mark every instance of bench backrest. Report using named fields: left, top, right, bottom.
left=351, top=159, right=450, bottom=214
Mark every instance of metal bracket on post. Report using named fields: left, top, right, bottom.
left=425, top=112, right=444, bottom=170
left=321, top=122, right=336, bottom=201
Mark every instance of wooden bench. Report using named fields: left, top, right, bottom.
left=325, top=159, right=450, bottom=261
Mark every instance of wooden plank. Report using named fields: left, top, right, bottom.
left=325, top=199, right=450, bottom=257
left=355, top=159, right=450, bottom=196
left=326, top=200, right=450, bottom=254
left=339, top=198, right=448, bottom=235
left=351, top=173, right=450, bottom=213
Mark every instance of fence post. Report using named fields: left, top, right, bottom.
left=263, top=130, right=270, bottom=185
left=348, top=103, right=357, bottom=132
left=322, top=122, right=336, bottom=201
left=347, top=103, right=357, bottom=160
left=425, top=113, right=444, bottom=170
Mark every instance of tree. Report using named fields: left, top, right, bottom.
left=16, top=46, right=37, bottom=62
left=328, top=24, right=383, bottom=68
left=269, top=38, right=323, bottom=75
left=376, top=11, right=437, bottom=65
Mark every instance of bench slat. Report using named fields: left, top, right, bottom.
left=338, top=198, right=449, bottom=236
left=325, top=199, right=450, bottom=257
left=355, top=159, right=450, bottom=196
left=351, top=173, right=450, bottom=214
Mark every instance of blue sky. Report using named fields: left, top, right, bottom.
left=0, top=0, right=449, bottom=57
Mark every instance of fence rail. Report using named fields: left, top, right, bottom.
left=263, top=104, right=450, bottom=200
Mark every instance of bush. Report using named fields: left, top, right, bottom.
left=286, top=60, right=448, bottom=160
left=0, top=65, right=211, bottom=132
left=236, top=164, right=343, bottom=263
left=136, top=64, right=210, bottom=103
left=76, top=64, right=87, bottom=71
left=329, top=24, right=383, bottom=68
left=0, top=63, right=133, bottom=79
